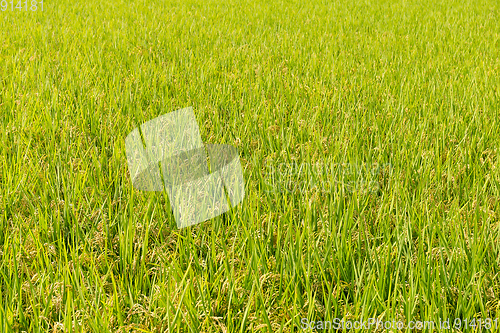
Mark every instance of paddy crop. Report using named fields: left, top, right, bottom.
left=0, top=0, right=499, bottom=331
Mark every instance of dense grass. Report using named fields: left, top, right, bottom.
left=1, top=0, right=500, bottom=331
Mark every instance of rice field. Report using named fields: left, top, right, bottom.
left=1, top=0, right=500, bottom=331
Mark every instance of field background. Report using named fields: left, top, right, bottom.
left=1, top=0, right=500, bottom=331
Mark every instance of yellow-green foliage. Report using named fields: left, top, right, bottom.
left=0, top=0, right=499, bottom=331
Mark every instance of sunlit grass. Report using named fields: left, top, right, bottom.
left=1, top=0, right=500, bottom=331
